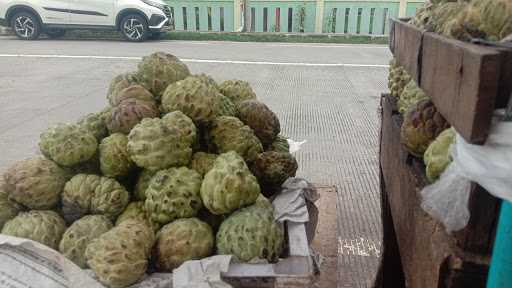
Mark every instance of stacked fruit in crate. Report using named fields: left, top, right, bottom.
left=410, top=0, right=512, bottom=42
left=0, top=52, right=299, bottom=288
left=388, top=60, right=454, bottom=183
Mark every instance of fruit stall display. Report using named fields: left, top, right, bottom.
left=380, top=1, right=512, bottom=287
left=0, top=52, right=313, bottom=288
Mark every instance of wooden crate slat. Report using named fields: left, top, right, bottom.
left=393, top=19, right=423, bottom=83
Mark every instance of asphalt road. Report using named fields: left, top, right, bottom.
left=0, top=36, right=391, bottom=288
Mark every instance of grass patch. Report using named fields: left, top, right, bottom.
left=44, top=29, right=388, bottom=44
left=164, top=31, right=388, bottom=44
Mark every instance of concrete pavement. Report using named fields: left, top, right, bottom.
left=0, top=36, right=391, bottom=287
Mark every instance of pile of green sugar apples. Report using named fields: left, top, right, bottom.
left=0, top=52, right=299, bottom=288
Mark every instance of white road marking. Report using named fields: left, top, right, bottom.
left=0, top=53, right=389, bottom=68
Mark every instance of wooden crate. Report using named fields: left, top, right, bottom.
left=379, top=94, right=498, bottom=288
left=390, top=19, right=512, bottom=144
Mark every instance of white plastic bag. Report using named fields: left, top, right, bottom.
left=421, top=111, right=512, bottom=232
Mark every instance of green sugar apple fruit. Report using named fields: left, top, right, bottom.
left=162, top=111, right=197, bottom=147
left=115, top=201, right=160, bottom=232
left=200, top=151, right=260, bottom=215
left=4, top=157, right=68, bottom=209
left=216, top=202, right=284, bottom=262
left=2, top=210, right=67, bottom=250
left=398, top=80, right=429, bottom=115
left=127, top=118, right=192, bottom=171
left=160, top=76, right=229, bottom=123
left=108, top=85, right=155, bottom=107
left=401, top=100, right=450, bottom=158
left=40, top=123, right=98, bottom=166
left=145, top=167, right=203, bottom=224
left=208, top=116, right=263, bottom=162
left=194, top=73, right=220, bottom=90
left=85, top=219, right=154, bottom=288
left=250, top=151, right=298, bottom=197
left=219, top=80, right=257, bottom=104
left=99, top=133, right=134, bottom=178
left=189, top=152, right=217, bottom=176
left=154, top=218, right=214, bottom=271
left=388, top=60, right=412, bottom=99
left=218, top=94, right=238, bottom=117
left=59, top=215, right=113, bottom=268
left=424, top=128, right=456, bottom=183
left=237, top=100, right=280, bottom=146
left=0, top=178, right=21, bottom=230
left=134, top=169, right=156, bottom=200
left=137, top=52, right=190, bottom=99
left=62, top=174, right=129, bottom=222
left=77, top=112, right=108, bottom=141
left=106, top=98, right=160, bottom=134
left=267, top=135, right=290, bottom=153
left=106, top=72, right=140, bottom=106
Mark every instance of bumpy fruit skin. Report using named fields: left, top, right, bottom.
left=250, top=152, right=298, bottom=197
left=109, top=85, right=155, bottom=107
left=237, top=100, right=280, bottom=146
left=128, top=118, right=192, bottom=171
left=145, top=167, right=203, bottom=224
left=201, top=152, right=260, bottom=215
left=2, top=210, right=67, bottom=250
left=106, top=98, right=160, bottom=134
left=154, top=218, right=214, bottom=271
left=219, top=80, right=257, bottom=104
left=401, top=100, right=450, bottom=158
left=137, top=52, right=191, bottom=99
left=208, top=116, right=263, bottom=162
left=85, top=220, right=155, bottom=288
left=216, top=202, right=284, bottom=262
left=77, top=113, right=108, bottom=141
left=99, top=133, right=134, bottom=178
left=162, top=111, right=197, bottom=147
left=62, top=174, right=100, bottom=222
left=62, top=174, right=129, bottom=222
left=90, top=177, right=130, bottom=220
left=107, top=72, right=140, bottom=106
left=4, top=157, right=68, bottom=210
left=59, top=215, right=113, bottom=268
left=189, top=152, right=217, bottom=176
left=116, top=201, right=159, bottom=232
left=134, top=170, right=155, bottom=200
left=388, top=60, right=412, bottom=99
left=398, top=80, right=429, bottom=114
left=40, top=123, right=98, bottom=166
left=64, top=153, right=102, bottom=175
left=194, top=74, right=220, bottom=90
left=424, top=128, right=456, bottom=182
left=0, top=179, right=21, bottom=230
left=161, top=76, right=228, bottom=123
left=267, top=135, right=289, bottom=153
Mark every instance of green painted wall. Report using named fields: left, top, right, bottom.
left=164, top=0, right=423, bottom=34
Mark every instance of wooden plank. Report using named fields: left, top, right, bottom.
left=379, top=94, right=492, bottom=288
left=393, top=20, right=423, bottom=83
left=420, top=32, right=503, bottom=144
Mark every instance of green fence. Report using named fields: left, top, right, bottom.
left=164, top=0, right=424, bottom=35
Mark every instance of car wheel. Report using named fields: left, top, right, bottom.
left=46, top=29, right=66, bottom=39
left=11, top=11, right=41, bottom=40
left=120, top=14, right=148, bottom=42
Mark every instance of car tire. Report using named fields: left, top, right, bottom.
left=11, top=11, right=41, bottom=40
left=46, top=29, right=66, bottom=39
left=120, top=14, right=149, bottom=42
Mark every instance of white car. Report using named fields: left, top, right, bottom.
left=0, top=0, right=172, bottom=41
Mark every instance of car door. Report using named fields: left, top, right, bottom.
left=40, top=0, right=70, bottom=24
left=67, top=0, right=115, bottom=26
